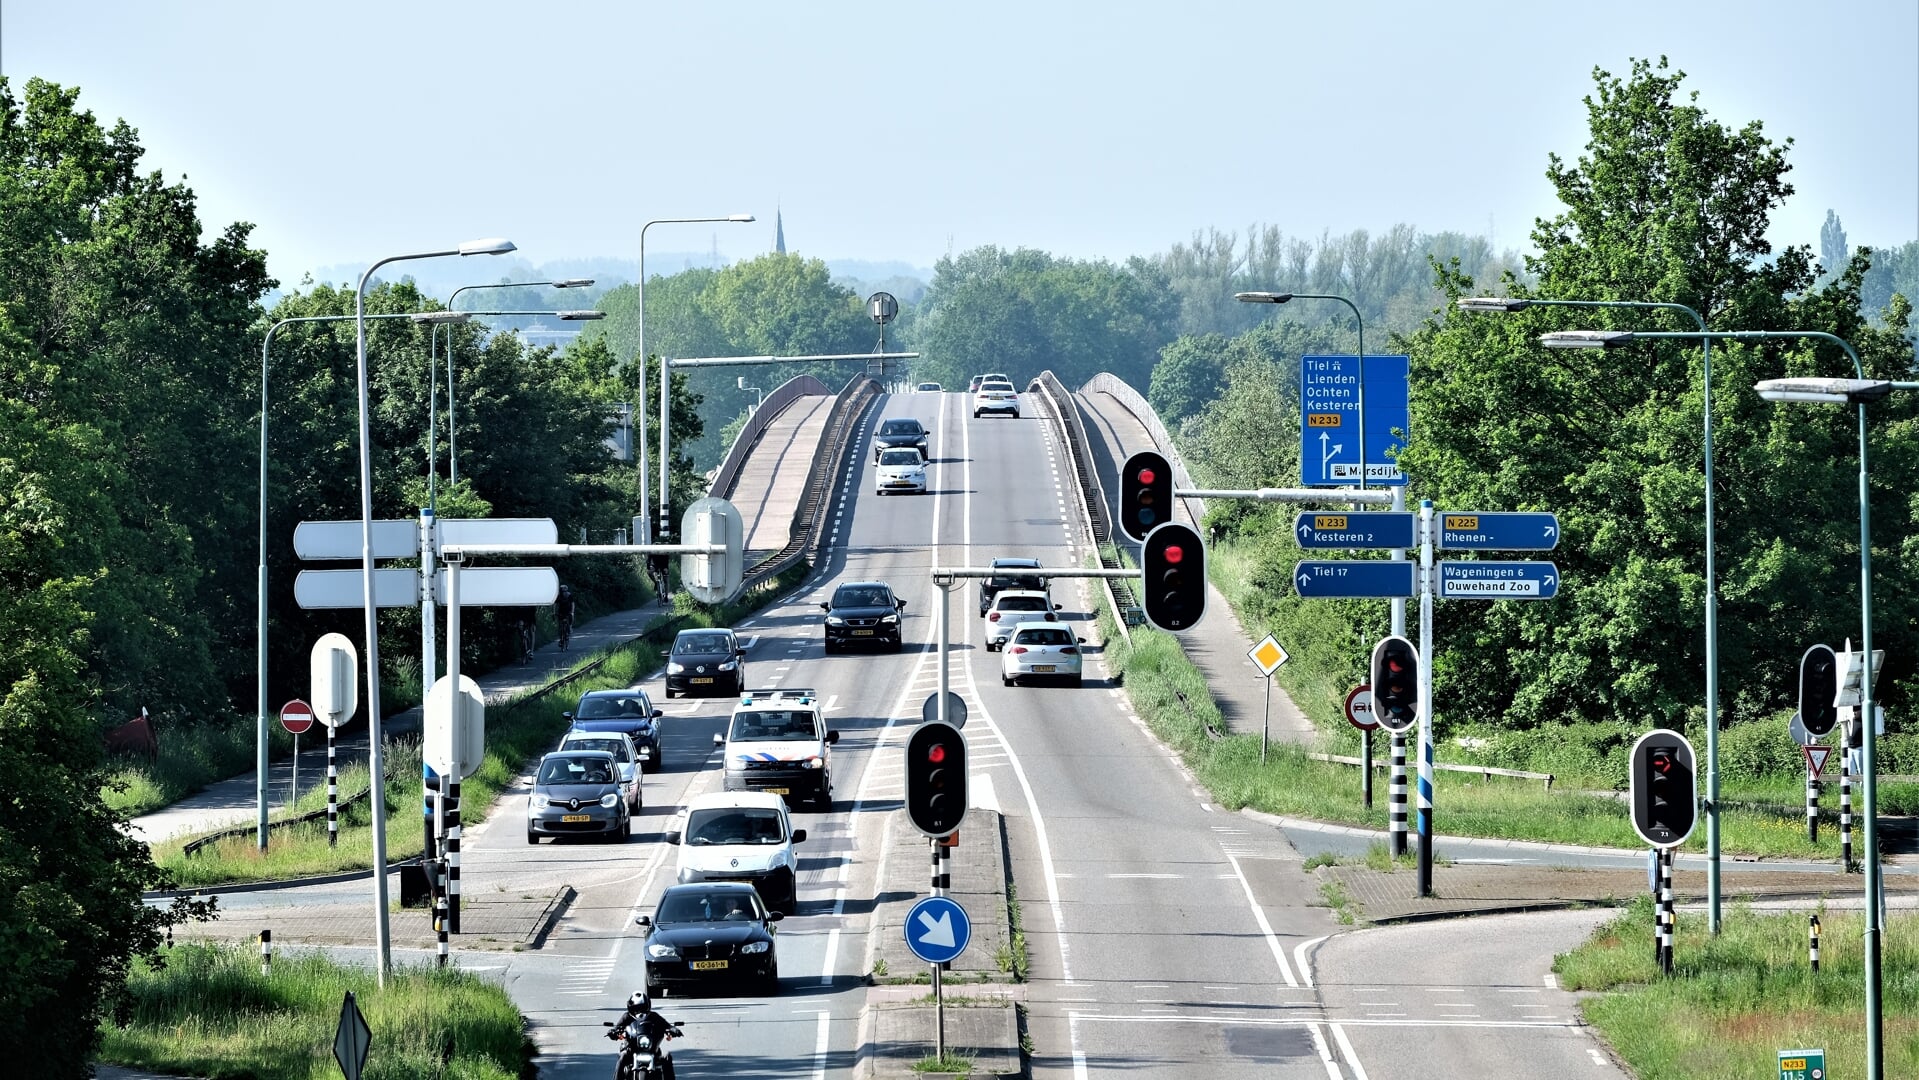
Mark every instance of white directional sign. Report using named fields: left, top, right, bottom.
left=294, top=519, right=417, bottom=561
left=295, top=568, right=421, bottom=609
left=438, top=517, right=558, bottom=548
left=295, top=567, right=558, bottom=609
left=432, top=567, right=558, bottom=606
left=1436, top=560, right=1560, bottom=599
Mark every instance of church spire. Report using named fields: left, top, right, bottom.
left=775, top=203, right=786, bottom=255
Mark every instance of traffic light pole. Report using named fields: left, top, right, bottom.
left=1416, top=500, right=1436, bottom=897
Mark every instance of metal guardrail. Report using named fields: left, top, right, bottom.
left=1308, top=752, right=1557, bottom=792
left=1032, top=372, right=1139, bottom=644
left=738, top=374, right=883, bottom=594
left=710, top=374, right=833, bottom=500
left=1080, top=372, right=1207, bottom=526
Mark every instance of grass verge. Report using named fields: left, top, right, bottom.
left=99, top=941, right=529, bottom=1080
left=1556, top=903, right=1919, bottom=1079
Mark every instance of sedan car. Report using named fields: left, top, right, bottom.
left=979, top=556, right=1045, bottom=616
left=564, top=689, right=666, bottom=772
left=872, top=417, right=930, bottom=462
left=973, top=379, right=1019, bottom=419
left=983, top=589, right=1063, bottom=650
left=821, top=580, right=905, bottom=652
left=1001, top=623, right=1085, bottom=687
left=556, top=730, right=643, bottom=812
left=637, top=882, right=782, bottom=996
left=874, top=447, right=927, bottom=495
left=526, top=750, right=629, bottom=843
left=916, top=381, right=942, bottom=392
left=666, top=627, right=745, bottom=698
left=968, top=375, right=985, bottom=393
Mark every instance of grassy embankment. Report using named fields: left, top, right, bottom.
left=100, top=941, right=529, bottom=1080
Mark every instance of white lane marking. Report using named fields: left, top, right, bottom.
left=819, top=927, right=839, bottom=987
left=1223, top=848, right=1298, bottom=987
left=1309, top=1023, right=1343, bottom=1080
left=1294, top=936, right=1327, bottom=989
left=1109, top=873, right=1179, bottom=879
left=1070, top=1013, right=1088, bottom=1080
left=1588, top=1048, right=1608, bottom=1067
left=969, top=771, right=1001, bottom=813
left=1544, top=972, right=1558, bottom=988
left=1329, top=1023, right=1373, bottom=1080
left=810, top=1009, right=830, bottom=1080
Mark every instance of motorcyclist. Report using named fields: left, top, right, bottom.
left=608, top=991, right=679, bottom=1079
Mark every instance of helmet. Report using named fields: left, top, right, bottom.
left=627, top=991, right=650, bottom=1013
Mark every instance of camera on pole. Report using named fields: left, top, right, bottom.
left=1369, top=635, right=1419, bottom=733
left=1119, top=451, right=1173, bottom=542
left=1798, top=643, right=1839, bottom=738
left=905, top=720, right=967, bottom=838
left=1629, top=729, right=1698, bottom=848
left=1141, top=522, right=1206, bottom=632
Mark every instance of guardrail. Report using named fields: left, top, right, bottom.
left=1080, top=372, right=1207, bottom=525
left=1032, top=371, right=1139, bottom=644
left=738, top=374, right=883, bottom=594
left=710, top=374, right=833, bottom=500
left=1307, top=752, right=1556, bottom=792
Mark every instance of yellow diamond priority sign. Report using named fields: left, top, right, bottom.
left=1248, top=635, right=1290, bottom=677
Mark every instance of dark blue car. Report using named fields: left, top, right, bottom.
left=565, top=688, right=666, bottom=773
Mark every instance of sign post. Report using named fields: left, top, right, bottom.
left=1247, top=635, right=1290, bottom=764
left=905, top=896, right=972, bottom=1063
left=1344, top=683, right=1377, bottom=809
left=310, top=634, right=357, bottom=851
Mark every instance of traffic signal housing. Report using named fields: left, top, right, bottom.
left=1141, top=522, right=1206, bottom=632
left=1369, top=635, right=1419, bottom=733
left=1119, top=451, right=1173, bottom=542
left=1798, top=643, right=1839, bottom=739
left=905, top=720, right=967, bottom=838
left=1629, top=729, right=1698, bottom=848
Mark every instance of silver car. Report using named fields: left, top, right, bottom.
left=526, top=750, right=630, bottom=844
left=874, top=447, right=927, bottom=495
left=983, top=589, right=1063, bottom=650
left=1000, top=623, right=1085, bottom=687
left=557, top=730, right=643, bottom=813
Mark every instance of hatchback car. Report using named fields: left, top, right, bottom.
left=968, top=375, right=985, bottom=393
left=821, top=581, right=906, bottom=652
left=874, top=447, right=928, bottom=495
left=637, top=882, right=782, bottom=997
left=978, top=557, right=1045, bottom=616
left=564, top=689, right=665, bottom=772
left=665, top=627, right=745, bottom=698
left=527, top=750, right=629, bottom=843
left=973, top=380, right=1019, bottom=419
left=872, top=417, right=930, bottom=462
left=983, top=589, right=1063, bottom=650
left=916, top=381, right=942, bottom=392
left=1001, top=623, right=1085, bottom=687
left=556, top=730, right=642, bottom=812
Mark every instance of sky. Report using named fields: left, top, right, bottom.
left=2, top=0, right=1914, bottom=292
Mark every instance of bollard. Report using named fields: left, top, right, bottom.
left=1389, top=732, right=1408, bottom=857
left=259, top=929, right=271, bottom=977
left=1809, top=914, right=1820, bottom=972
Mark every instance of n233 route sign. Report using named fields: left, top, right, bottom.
left=1294, top=560, right=1416, bottom=598
left=1299, top=354, right=1409, bottom=487
left=1295, top=512, right=1416, bottom=550
left=1437, top=560, right=1560, bottom=599
left=1436, top=512, right=1559, bottom=551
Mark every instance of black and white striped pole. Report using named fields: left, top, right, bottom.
left=1807, top=771, right=1820, bottom=844
left=1658, top=849, right=1675, bottom=975
left=259, top=929, right=272, bottom=977
left=1389, top=733, right=1408, bottom=857
left=448, top=777, right=463, bottom=933
left=1842, top=756, right=1854, bottom=871
left=1809, top=914, right=1821, bottom=972
left=326, top=723, right=338, bottom=848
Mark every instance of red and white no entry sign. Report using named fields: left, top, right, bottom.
left=280, top=699, right=315, bottom=735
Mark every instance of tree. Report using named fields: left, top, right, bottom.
left=1819, top=210, right=1848, bottom=280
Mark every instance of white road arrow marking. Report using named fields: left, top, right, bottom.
left=917, top=910, right=955, bottom=949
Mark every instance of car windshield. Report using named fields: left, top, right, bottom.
left=564, top=737, right=630, bottom=763
left=1016, top=627, right=1074, bottom=646
left=833, top=587, right=888, bottom=607
left=879, top=450, right=922, bottom=466
left=578, top=695, right=650, bottom=719
left=673, top=633, right=731, bottom=655
left=538, top=757, right=611, bottom=785
left=685, top=808, right=785, bottom=846
left=918, top=383, right=940, bottom=391
left=657, top=890, right=761, bottom=923
left=880, top=420, right=921, bottom=435
left=729, top=710, right=819, bottom=741
left=997, top=596, right=1048, bottom=612
left=991, top=573, right=1043, bottom=591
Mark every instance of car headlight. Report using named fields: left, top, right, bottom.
left=531, top=794, right=550, bottom=809
left=646, top=942, right=680, bottom=959
left=718, top=660, right=737, bottom=671
left=600, top=793, right=620, bottom=808
left=881, top=614, right=898, bottom=624
left=801, top=757, right=823, bottom=770
left=667, top=662, right=685, bottom=674
left=826, top=616, right=846, bottom=625
left=740, top=941, right=770, bottom=954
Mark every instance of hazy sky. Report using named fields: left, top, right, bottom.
left=3, top=1, right=1914, bottom=289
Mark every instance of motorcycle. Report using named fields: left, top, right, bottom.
left=603, top=1018, right=683, bottom=1080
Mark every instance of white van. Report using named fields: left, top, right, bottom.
left=669, top=791, right=806, bottom=914
left=713, top=688, right=840, bottom=808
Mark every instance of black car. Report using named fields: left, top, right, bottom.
left=565, top=689, right=666, bottom=772
left=978, top=557, right=1045, bottom=616
left=821, top=581, right=905, bottom=652
left=637, top=882, right=781, bottom=996
left=872, top=417, right=929, bottom=462
left=665, top=627, right=745, bottom=698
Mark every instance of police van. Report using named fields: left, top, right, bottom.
left=713, top=688, right=840, bottom=808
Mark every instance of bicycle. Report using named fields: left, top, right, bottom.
left=521, top=621, right=536, bottom=666
left=557, top=616, right=573, bottom=651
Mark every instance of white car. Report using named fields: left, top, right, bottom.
left=973, top=380, right=1019, bottom=419
left=669, top=791, right=807, bottom=915
left=1000, top=623, right=1085, bottom=687
left=874, top=447, right=928, bottom=494
left=557, top=729, right=643, bottom=812
left=983, top=589, right=1063, bottom=650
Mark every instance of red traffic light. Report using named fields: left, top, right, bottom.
left=1137, top=467, right=1157, bottom=485
left=927, top=744, right=947, bottom=764
left=1163, top=545, right=1184, bottom=565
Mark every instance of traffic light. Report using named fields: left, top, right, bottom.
left=1798, top=643, right=1839, bottom=738
left=905, top=720, right=967, bottom=838
left=1119, top=451, right=1173, bottom=542
left=1141, top=522, right=1206, bottom=632
left=1629, top=729, right=1698, bottom=847
left=1369, top=636, right=1419, bottom=733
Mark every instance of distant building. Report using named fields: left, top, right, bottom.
left=775, top=206, right=786, bottom=255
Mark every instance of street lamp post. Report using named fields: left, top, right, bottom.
left=1542, top=326, right=1911, bottom=1080
left=1462, top=295, right=1727, bottom=935
left=641, top=214, right=753, bottom=542
left=353, top=237, right=514, bottom=983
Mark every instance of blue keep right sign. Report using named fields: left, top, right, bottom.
left=904, top=896, right=971, bottom=965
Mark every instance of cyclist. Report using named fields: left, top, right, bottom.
left=555, top=585, right=576, bottom=650
left=647, top=552, right=671, bottom=603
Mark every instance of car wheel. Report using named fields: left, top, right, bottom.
left=1011, top=411, right=1021, bottom=419
left=823, top=639, right=837, bottom=654
left=1070, top=674, right=1083, bottom=688
left=665, top=687, right=678, bottom=699
left=761, top=962, right=780, bottom=995
left=973, top=410, right=982, bottom=418
left=1002, top=674, right=1013, bottom=687
left=891, top=638, right=904, bottom=653
left=526, top=829, right=539, bottom=845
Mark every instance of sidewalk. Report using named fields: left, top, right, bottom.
left=129, top=600, right=670, bottom=844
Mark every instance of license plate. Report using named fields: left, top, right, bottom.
left=764, top=787, right=789, bottom=795
left=691, top=959, right=729, bottom=971
left=1033, top=665, right=1055, bottom=672
left=692, top=677, right=715, bottom=684
left=852, top=629, right=874, bottom=636
left=561, top=814, right=591, bottom=823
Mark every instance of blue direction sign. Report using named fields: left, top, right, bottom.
left=1295, top=512, right=1417, bottom=550
left=1436, top=511, right=1560, bottom=551
left=1437, top=560, right=1560, bottom=599
left=904, top=896, right=972, bottom=964
left=1299, top=355, right=1410, bottom=487
left=1294, top=560, right=1417, bottom=598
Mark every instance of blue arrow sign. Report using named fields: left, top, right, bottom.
left=1437, top=560, right=1560, bottom=599
left=904, top=896, right=971, bottom=964
left=1294, top=560, right=1417, bottom=598
left=1294, top=512, right=1417, bottom=550
left=1299, top=355, right=1410, bottom=487
left=1435, top=511, right=1560, bottom=551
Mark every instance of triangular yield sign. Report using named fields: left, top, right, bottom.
left=1804, top=745, right=1832, bottom=777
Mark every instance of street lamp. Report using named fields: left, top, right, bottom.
left=353, top=237, right=513, bottom=983
left=1462, top=294, right=1729, bottom=935
left=1544, top=325, right=1905, bottom=1080
left=643, top=214, right=754, bottom=542
left=434, top=279, right=595, bottom=488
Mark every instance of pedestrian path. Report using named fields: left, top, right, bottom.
left=128, top=601, right=669, bottom=844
